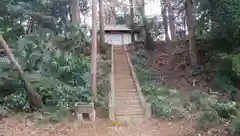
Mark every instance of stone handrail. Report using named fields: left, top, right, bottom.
left=123, top=45, right=151, bottom=118
left=109, top=45, right=115, bottom=120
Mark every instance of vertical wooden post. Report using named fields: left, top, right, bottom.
left=91, top=0, right=97, bottom=97
left=99, top=0, right=105, bottom=50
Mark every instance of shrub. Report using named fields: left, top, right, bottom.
left=231, top=116, right=240, bottom=135
left=4, top=90, right=30, bottom=111
left=1, top=31, right=93, bottom=114
left=197, top=110, right=221, bottom=131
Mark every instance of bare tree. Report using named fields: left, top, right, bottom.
left=0, top=35, right=42, bottom=110
left=185, top=0, right=198, bottom=64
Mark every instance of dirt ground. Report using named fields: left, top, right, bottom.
left=1, top=116, right=195, bottom=136
left=129, top=42, right=214, bottom=98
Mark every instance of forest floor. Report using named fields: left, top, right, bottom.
left=1, top=114, right=195, bottom=136
left=144, top=41, right=214, bottom=97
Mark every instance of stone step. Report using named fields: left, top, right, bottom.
left=115, top=67, right=129, bottom=70
left=115, top=65, right=129, bottom=67
left=115, top=63, right=128, bottom=64
left=115, top=115, right=144, bottom=119
left=115, top=76, right=132, bottom=78
left=115, top=91, right=137, bottom=96
left=116, top=108, right=144, bottom=113
left=114, top=58, right=127, bottom=60
left=115, top=56, right=125, bottom=58
left=116, top=99, right=141, bottom=102
left=115, top=84, right=136, bottom=89
left=115, top=76, right=133, bottom=78
left=114, top=53, right=125, bottom=55
left=115, top=63, right=128, bottom=65
left=114, top=48, right=124, bottom=50
left=115, top=71, right=131, bottom=74
left=115, top=85, right=135, bottom=88
left=115, top=62, right=128, bottom=64
left=114, top=57, right=126, bottom=59
left=115, top=73, right=131, bottom=75
left=115, top=71, right=131, bottom=73
left=115, top=69, right=130, bottom=72
left=115, top=65, right=128, bottom=67
left=115, top=89, right=136, bottom=92
left=114, top=82, right=135, bottom=85
left=114, top=64, right=128, bottom=66
left=116, top=104, right=142, bottom=110
left=115, top=99, right=141, bottom=105
left=115, top=92, right=137, bottom=96
left=114, top=53, right=126, bottom=55
left=114, top=57, right=127, bottom=59
left=115, top=79, right=134, bottom=82
left=115, top=77, right=133, bottom=80
left=114, top=56, right=126, bottom=58
left=116, top=111, right=144, bottom=116
left=115, top=70, right=131, bottom=72
left=116, top=95, right=139, bottom=100
left=115, top=86, right=136, bottom=89
left=115, top=116, right=145, bottom=123
left=115, top=67, right=130, bottom=73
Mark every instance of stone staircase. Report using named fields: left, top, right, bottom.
left=110, top=45, right=151, bottom=123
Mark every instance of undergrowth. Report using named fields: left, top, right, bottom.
left=131, top=47, right=187, bottom=119
left=131, top=45, right=240, bottom=135
left=0, top=25, right=110, bottom=122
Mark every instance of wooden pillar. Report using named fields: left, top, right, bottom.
left=91, top=0, right=97, bottom=97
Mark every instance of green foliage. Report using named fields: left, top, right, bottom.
left=232, top=53, right=240, bottom=77
left=190, top=91, right=218, bottom=110
left=195, top=0, right=240, bottom=100
left=131, top=47, right=186, bottom=119
left=1, top=26, right=92, bottom=113
left=0, top=0, right=108, bottom=120
left=214, top=102, right=238, bottom=119
left=231, top=116, right=240, bottom=135
left=197, top=110, right=221, bottom=131
left=190, top=91, right=240, bottom=132
left=53, top=24, right=91, bottom=53
left=3, top=90, right=30, bottom=111
left=146, top=86, right=185, bottom=119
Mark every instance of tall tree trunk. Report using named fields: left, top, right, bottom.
left=109, top=0, right=116, bottom=25
left=71, top=0, right=80, bottom=24
left=138, top=0, right=154, bottom=50
left=105, top=8, right=110, bottom=24
left=185, top=0, right=198, bottom=65
left=99, top=0, right=105, bottom=52
left=91, top=0, right=97, bottom=97
left=161, top=1, right=170, bottom=41
left=130, top=0, right=135, bottom=45
left=0, top=35, right=42, bottom=111
left=168, top=2, right=176, bottom=40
